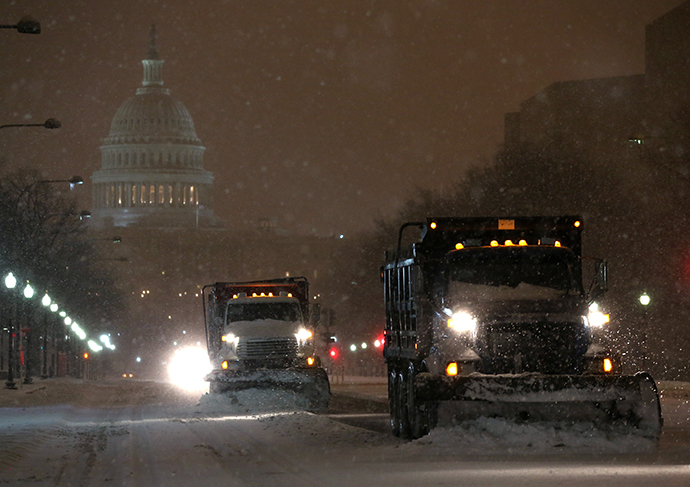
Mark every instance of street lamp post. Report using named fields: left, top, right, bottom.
left=22, top=283, right=34, bottom=384
left=0, top=16, right=41, bottom=34
left=0, top=118, right=60, bottom=130
left=639, top=293, right=651, bottom=372
left=4, top=273, right=18, bottom=389
left=40, top=293, right=51, bottom=378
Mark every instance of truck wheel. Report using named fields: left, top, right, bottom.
left=388, top=368, right=400, bottom=436
left=406, top=363, right=430, bottom=438
left=396, top=371, right=412, bottom=439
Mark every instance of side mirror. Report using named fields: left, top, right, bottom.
left=590, top=260, right=608, bottom=300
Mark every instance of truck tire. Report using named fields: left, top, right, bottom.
left=396, top=371, right=411, bottom=439
left=388, top=368, right=400, bottom=436
left=406, top=362, right=430, bottom=439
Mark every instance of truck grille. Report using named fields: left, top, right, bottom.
left=236, top=337, right=298, bottom=360
left=483, top=321, right=584, bottom=374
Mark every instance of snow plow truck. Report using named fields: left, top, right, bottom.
left=382, top=216, right=662, bottom=440
left=203, top=277, right=330, bottom=410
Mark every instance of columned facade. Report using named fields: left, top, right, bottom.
left=91, top=26, right=217, bottom=229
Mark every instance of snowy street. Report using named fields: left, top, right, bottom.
left=1, top=377, right=690, bottom=486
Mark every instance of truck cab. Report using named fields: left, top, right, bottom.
left=214, top=293, right=316, bottom=371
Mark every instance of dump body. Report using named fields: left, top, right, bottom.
left=382, top=216, right=661, bottom=440
left=203, top=277, right=329, bottom=410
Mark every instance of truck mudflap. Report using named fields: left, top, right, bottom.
left=207, top=368, right=330, bottom=411
left=415, top=372, right=662, bottom=440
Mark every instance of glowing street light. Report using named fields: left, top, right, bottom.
left=41, top=293, right=51, bottom=307
left=23, top=283, right=34, bottom=299
left=4, top=272, right=17, bottom=289
left=639, top=293, right=651, bottom=306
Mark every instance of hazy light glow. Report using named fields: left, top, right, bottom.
left=72, top=323, right=86, bottom=340
left=88, top=340, right=103, bottom=352
left=447, top=310, right=477, bottom=334
left=23, top=284, right=34, bottom=299
left=50, top=303, right=58, bottom=312
left=42, top=294, right=51, bottom=306
left=167, top=346, right=211, bottom=394
left=4, top=272, right=17, bottom=289
left=640, top=293, right=651, bottom=306
left=588, top=311, right=610, bottom=328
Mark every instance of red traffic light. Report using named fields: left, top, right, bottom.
left=329, top=347, right=338, bottom=360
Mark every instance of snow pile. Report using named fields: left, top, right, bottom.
left=197, top=387, right=314, bottom=414
left=408, top=417, right=657, bottom=455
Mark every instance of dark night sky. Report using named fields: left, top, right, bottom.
left=0, top=0, right=684, bottom=236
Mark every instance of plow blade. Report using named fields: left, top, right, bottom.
left=207, top=368, right=330, bottom=411
left=415, top=372, right=662, bottom=440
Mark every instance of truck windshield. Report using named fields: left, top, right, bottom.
left=444, top=247, right=581, bottom=300
left=225, top=301, right=302, bottom=323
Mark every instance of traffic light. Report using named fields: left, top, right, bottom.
left=328, top=347, right=338, bottom=360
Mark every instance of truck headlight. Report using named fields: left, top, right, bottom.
left=222, top=333, right=239, bottom=347
left=296, top=328, right=313, bottom=344
left=587, top=311, right=610, bottom=329
left=447, top=311, right=477, bottom=335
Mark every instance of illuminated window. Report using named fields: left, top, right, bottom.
left=158, top=185, right=164, bottom=204
left=118, top=184, right=122, bottom=205
left=183, top=185, right=187, bottom=205
left=141, top=185, right=146, bottom=204
left=190, top=185, right=195, bottom=204
left=132, top=185, right=137, bottom=205
left=149, top=185, right=155, bottom=204
left=168, top=185, right=173, bottom=205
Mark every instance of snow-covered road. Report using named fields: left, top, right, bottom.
left=1, top=378, right=690, bottom=486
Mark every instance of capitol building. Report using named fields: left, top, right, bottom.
left=90, top=27, right=218, bottom=229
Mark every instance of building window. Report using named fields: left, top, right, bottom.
left=132, top=185, right=137, bottom=205
left=149, top=185, right=155, bottom=205
left=168, top=185, right=173, bottom=205
left=141, top=185, right=146, bottom=204
left=158, top=185, right=164, bottom=204
left=118, top=185, right=123, bottom=206
left=190, top=185, right=195, bottom=205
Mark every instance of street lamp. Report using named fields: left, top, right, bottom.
left=22, top=283, right=34, bottom=384
left=41, top=294, right=51, bottom=378
left=0, top=118, right=60, bottom=130
left=639, top=292, right=651, bottom=371
left=0, top=16, right=41, bottom=34
left=4, top=273, right=18, bottom=389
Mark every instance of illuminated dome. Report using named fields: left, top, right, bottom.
left=91, top=26, right=217, bottom=229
